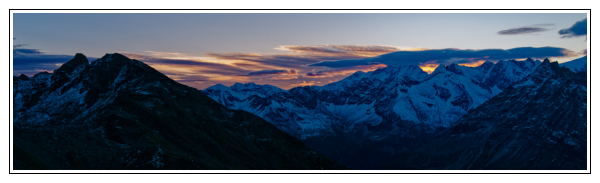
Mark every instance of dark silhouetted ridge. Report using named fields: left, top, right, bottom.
left=50, top=53, right=89, bottom=90
left=13, top=53, right=347, bottom=170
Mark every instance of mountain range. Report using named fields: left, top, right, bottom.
left=202, top=58, right=582, bottom=169
left=13, top=52, right=588, bottom=170
left=381, top=59, right=587, bottom=169
left=13, top=53, right=346, bottom=170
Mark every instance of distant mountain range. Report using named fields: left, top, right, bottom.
left=13, top=53, right=346, bottom=170
left=203, top=57, right=585, bottom=169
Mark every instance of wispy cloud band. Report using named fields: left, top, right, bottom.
left=497, top=23, right=553, bottom=35
left=238, top=69, right=297, bottom=77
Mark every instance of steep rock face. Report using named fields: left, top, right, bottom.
left=50, top=53, right=89, bottom=91
left=203, top=59, right=541, bottom=169
left=13, top=53, right=346, bottom=170
left=479, top=58, right=539, bottom=91
left=380, top=59, right=587, bottom=170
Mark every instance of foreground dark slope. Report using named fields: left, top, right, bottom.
left=380, top=59, right=587, bottom=170
left=13, top=53, right=346, bottom=170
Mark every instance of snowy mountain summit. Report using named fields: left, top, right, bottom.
left=204, top=82, right=284, bottom=108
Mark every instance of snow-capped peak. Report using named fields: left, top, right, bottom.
left=203, top=82, right=286, bottom=109
left=318, top=64, right=427, bottom=92
left=431, top=64, right=447, bottom=75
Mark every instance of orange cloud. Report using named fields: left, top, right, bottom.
left=290, top=81, right=317, bottom=87
left=418, top=60, right=440, bottom=74
left=276, top=45, right=426, bottom=58
left=270, top=75, right=299, bottom=80
left=458, top=60, right=487, bottom=67
left=560, top=49, right=581, bottom=57
left=145, top=51, right=186, bottom=58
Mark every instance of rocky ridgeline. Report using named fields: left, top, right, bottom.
left=13, top=53, right=347, bottom=170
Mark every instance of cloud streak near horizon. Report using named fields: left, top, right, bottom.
left=14, top=44, right=581, bottom=90
left=309, top=47, right=575, bottom=70
left=238, top=69, right=297, bottom=76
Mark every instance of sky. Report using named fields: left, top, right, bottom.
left=12, top=12, right=588, bottom=90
